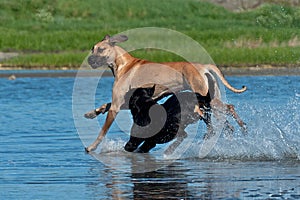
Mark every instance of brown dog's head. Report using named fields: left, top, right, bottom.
left=88, top=34, right=128, bottom=69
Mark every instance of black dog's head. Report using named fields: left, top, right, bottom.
left=128, top=85, right=156, bottom=126
left=88, top=34, right=128, bottom=70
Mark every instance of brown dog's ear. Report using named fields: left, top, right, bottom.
left=109, top=35, right=128, bottom=45
left=102, top=35, right=111, bottom=41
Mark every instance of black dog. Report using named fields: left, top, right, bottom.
left=124, top=86, right=210, bottom=153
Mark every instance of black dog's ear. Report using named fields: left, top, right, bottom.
left=109, top=35, right=128, bottom=45
left=148, top=84, right=156, bottom=96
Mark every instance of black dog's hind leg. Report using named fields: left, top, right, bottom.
left=223, top=120, right=235, bottom=138
left=202, top=106, right=215, bottom=140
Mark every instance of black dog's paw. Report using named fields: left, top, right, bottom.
left=241, top=123, right=248, bottom=135
left=84, top=110, right=98, bottom=119
left=203, top=129, right=215, bottom=140
left=223, top=123, right=234, bottom=139
left=124, top=144, right=137, bottom=152
left=136, top=148, right=149, bottom=153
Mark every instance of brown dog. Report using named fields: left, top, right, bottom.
left=85, top=34, right=246, bottom=152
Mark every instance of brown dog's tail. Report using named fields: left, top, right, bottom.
left=205, top=64, right=247, bottom=93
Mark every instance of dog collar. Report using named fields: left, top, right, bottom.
left=108, top=63, right=115, bottom=77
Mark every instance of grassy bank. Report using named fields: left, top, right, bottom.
left=0, top=0, right=300, bottom=68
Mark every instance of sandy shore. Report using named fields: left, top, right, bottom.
left=1, top=66, right=300, bottom=79
left=220, top=66, right=300, bottom=76
left=0, top=69, right=113, bottom=78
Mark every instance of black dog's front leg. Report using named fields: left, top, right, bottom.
left=124, top=136, right=144, bottom=152
left=136, top=141, right=156, bottom=153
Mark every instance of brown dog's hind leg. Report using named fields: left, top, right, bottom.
left=226, top=104, right=247, bottom=133
left=210, top=99, right=247, bottom=133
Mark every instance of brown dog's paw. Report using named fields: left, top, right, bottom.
left=84, top=110, right=98, bottom=119
left=85, top=146, right=96, bottom=153
left=85, top=147, right=90, bottom=153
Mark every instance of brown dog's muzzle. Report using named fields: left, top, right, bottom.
left=88, top=55, right=108, bottom=69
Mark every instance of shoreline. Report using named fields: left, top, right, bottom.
left=1, top=66, right=300, bottom=78
left=220, top=66, right=300, bottom=76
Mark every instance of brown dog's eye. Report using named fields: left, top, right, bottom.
left=98, top=47, right=105, bottom=53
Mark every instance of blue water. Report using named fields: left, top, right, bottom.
left=1, top=72, right=300, bottom=199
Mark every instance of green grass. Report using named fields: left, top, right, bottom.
left=2, top=51, right=88, bottom=68
left=0, top=0, right=300, bottom=68
left=210, top=47, right=300, bottom=65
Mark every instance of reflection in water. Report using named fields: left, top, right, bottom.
left=131, top=170, right=189, bottom=199
left=87, top=158, right=191, bottom=199
left=86, top=159, right=300, bottom=199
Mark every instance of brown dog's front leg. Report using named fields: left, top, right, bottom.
left=85, top=110, right=117, bottom=152
left=84, top=103, right=112, bottom=119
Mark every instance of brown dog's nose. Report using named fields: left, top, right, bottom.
left=88, top=55, right=109, bottom=69
left=87, top=55, right=98, bottom=69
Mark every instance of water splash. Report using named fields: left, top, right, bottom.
left=186, top=95, right=300, bottom=161
left=92, top=95, right=300, bottom=162
left=97, top=138, right=126, bottom=153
